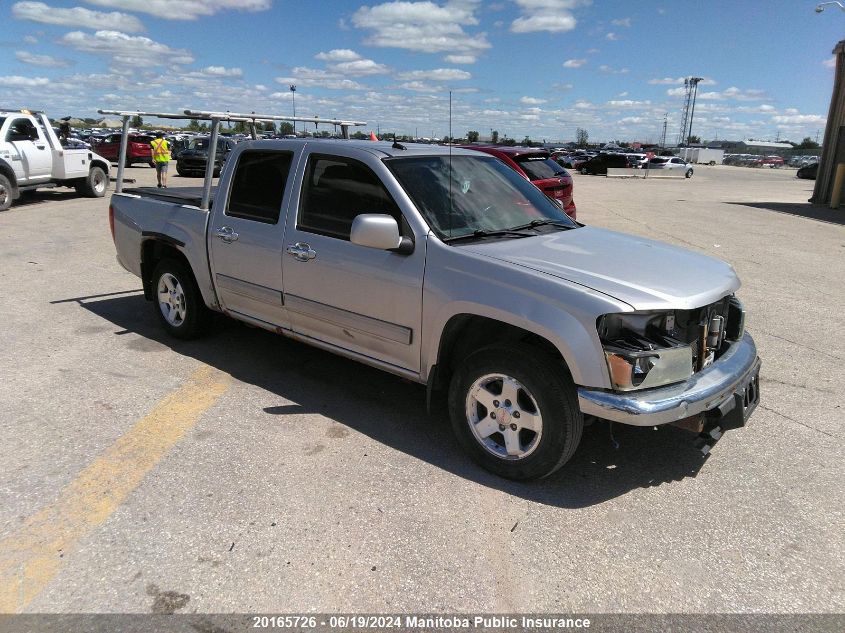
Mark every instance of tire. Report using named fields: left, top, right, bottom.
left=0, top=174, right=12, bottom=211
left=709, top=161, right=716, bottom=166
left=176, top=166, right=186, bottom=177
left=685, top=169, right=693, bottom=178
left=448, top=345, right=583, bottom=480
left=78, top=165, right=108, bottom=197
left=580, top=167, right=588, bottom=175
left=151, top=258, right=210, bottom=339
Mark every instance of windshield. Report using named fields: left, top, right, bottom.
left=385, top=155, right=577, bottom=240
left=514, top=155, right=567, bottom=180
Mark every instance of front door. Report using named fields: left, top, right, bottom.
left=281, top=150, right=425, bottom=373
left=6, top=117, right=52, bottom=182
left=208, top=148, right=297, bottom=329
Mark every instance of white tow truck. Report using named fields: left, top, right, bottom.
left=0, top=109, right=111, bottom=211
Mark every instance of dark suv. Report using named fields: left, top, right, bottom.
left=460, top=145, right=576, bottom=219
left=579, top=153, right=634, bottom=175
left=175, top=137, right=238, bottom=177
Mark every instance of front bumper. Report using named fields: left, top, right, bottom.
left=577, top=332, right=760, bottom=426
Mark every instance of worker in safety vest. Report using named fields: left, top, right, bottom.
left=150, top=132, right=171, bottom=188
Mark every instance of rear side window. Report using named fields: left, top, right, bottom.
left=225, top=150, right=293, bottom=224
left=298, top=155, right=400, bottom=240
left=514, top=156, right=562, bottom=180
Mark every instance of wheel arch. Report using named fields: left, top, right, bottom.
left=429, top=313, right=578, bottom=398
left=140, top=239, right=193, bottom=301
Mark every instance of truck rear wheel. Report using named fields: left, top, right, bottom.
left=448, top=345, right=583, bottom=480
left=77, top=166, right=107, bottom=197
left=152, top=258, right=210, bottom=339
left=0, top=174, right=12, bottom=211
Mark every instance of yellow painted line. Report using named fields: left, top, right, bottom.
left=0, top=366, right=231, bottom=613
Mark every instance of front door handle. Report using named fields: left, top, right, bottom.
left=286, top=242, right=316, bottom=262
left=214, top=226, right=239, bottom=243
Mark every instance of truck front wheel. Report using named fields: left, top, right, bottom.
left=77, top=165, right=107, bottom=197
left=0, top=174, right=12, bottom=211
left=448, top=345, right=583, bottom=480
left=152, top=259, right=210, bottom=339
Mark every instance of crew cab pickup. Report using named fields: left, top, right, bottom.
left=0, top=109, right=111, bottom=211
left=110, top=139, right=761, bottom=480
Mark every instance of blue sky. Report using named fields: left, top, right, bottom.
left=1, top=0, right=839, bottom=143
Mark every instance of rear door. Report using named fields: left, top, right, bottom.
left=281, top=148, right=425, bottom=372
left=207, top=147, right=299, bottom=329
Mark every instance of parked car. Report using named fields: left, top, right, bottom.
left=645, top=156, right=694, bottom=177
left=555, top=152, right=590, bottom=170
left=109, top=138, right=761, bottom=480
left=175, top=137, right=238, bottom=177
left=92, top=133, right=155, bottom=166
left=796, top=162, right=818, bottom=180
left=461, top=145, right=576, bottom=219
left=579, top=153, right=632, bottom=175
left=761, top=156, right=784, bottom=168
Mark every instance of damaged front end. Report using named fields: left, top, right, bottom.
left=580, top=295, right=760, bottom=454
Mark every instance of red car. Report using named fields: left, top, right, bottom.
left=92, top=133, right=155, bottom=166
left=460, top=145, right=576, bottom=219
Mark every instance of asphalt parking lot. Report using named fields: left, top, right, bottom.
left=0, top=162, right=842, bottom=615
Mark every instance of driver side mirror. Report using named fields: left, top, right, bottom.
left=350, top=214, right=413, bottom=254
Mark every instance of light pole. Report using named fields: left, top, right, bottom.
left=289, top=84, right=296, bottom=134
left=816, top=1, right=845, bottom=12
left=687, top=77, right=703, bottom=144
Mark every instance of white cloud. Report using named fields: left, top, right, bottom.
left=772, top=114, right=825, bottom=125
left=606, top=99, right=651, bottom=107
left=563, top=58, right=586, bottom=68
left=605, top=32, right=618, bottom=40
left=14, top=50, right=71, bottom=67
left=823, top=57, right=836, bottom=69
left=599, top=64, right=628, bottom=74
left=23, top=35, right=38, bottom=44
left=611, top=17, right=631, bottom=27
left=331, top=59, right=390, bottom=76
left=60, top=30, right=194, bottom=66
left=573, top=99, right=592, bottom=109
left=398, top=80, right=440, bottom=92
left=275, top=70, right=367, bottom=91
left=444, top=54, right=477, bottom=64
left=617, top=91, right=628, bottom=97
left=520, top=96, right=546, bottom=105
left=315, top=49, right=361, bottom=62
left=12, top=1, right=145, bottom=32
left=352, top=1, right=490, bottom=56
left=202, top=65, right=242, bottom=77
left=83, top=0, right=271, bottom=20
left=0, top=75, right=50, bottom=86
left=397, top=68, right=471, bottom=81
left=511, top=0, right=582, bottom=33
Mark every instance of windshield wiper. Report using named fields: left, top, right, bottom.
left=443, top=228, right=535, bottom=243
left=509, top=219, right=575, bottom=231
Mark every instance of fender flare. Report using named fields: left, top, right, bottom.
left=0, top=158, right=19, bottom=199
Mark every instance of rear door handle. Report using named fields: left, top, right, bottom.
left=214, top=226, right=238, bottom=243
left=286, top=242, right=316, bottom=261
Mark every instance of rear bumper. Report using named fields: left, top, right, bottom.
left=577, top=333, right=761, bottom=426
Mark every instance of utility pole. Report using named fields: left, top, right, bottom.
left=677, top=77, right=703, bottom=145
left=289, top=85, right=296, bottom=134
left=687, top=77, right=703, bottom=144
left=661, top=113, right=667, bottom=148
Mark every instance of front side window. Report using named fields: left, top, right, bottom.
left=225, top=150, right=292, bottom=224
left=386, top=155, right=576, bottom=239
left=6, top=118, right=38, bottom=142
left=298, top=155, right=400, bottom=240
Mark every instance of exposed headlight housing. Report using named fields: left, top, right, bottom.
left=599, top=311, right=693, bottom=391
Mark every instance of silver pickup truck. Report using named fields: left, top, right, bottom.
left=110, top=139, right=760, bottom=480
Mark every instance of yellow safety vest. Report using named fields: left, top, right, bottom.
left=150, top=138, right=170, bottom=162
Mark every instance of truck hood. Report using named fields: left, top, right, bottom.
left=461, top=226, right=740, bottom=311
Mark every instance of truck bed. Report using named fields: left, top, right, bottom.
left=123, top=186, right=217, bottom=208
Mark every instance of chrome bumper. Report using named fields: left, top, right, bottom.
left=578, top=333, right=761, bottom=426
